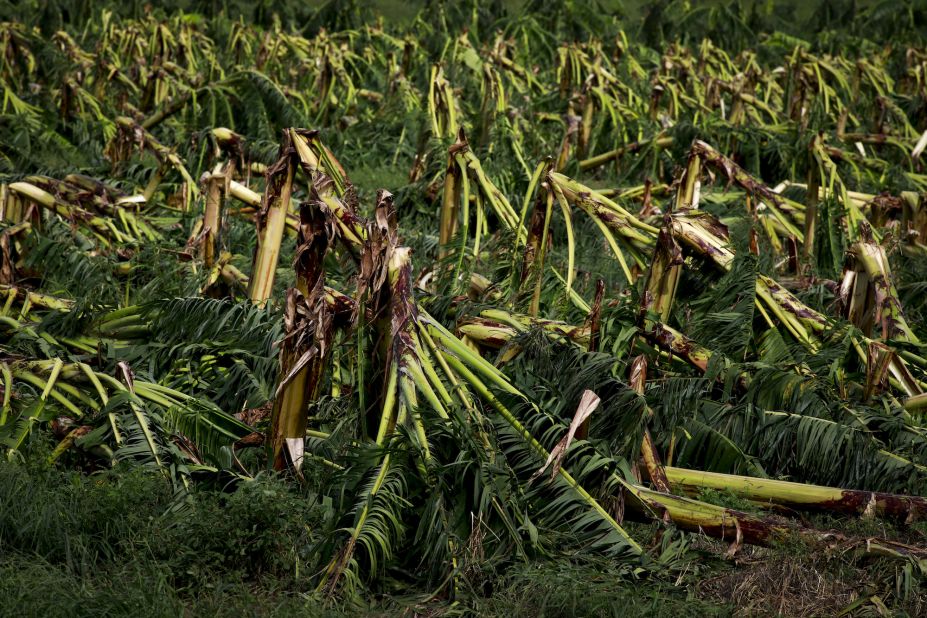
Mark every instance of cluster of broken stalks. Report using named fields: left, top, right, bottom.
left=3, top=10, right=927, bottom=596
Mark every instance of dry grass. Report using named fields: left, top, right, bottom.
left=698, top=548, right=858, bottom=616
left=692, top=537, right=926, bottom=617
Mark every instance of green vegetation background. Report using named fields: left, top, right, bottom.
left=0, top=0, right=885, bottom=42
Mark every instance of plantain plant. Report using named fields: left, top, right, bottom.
left=3, top=2, right=927, bottom=606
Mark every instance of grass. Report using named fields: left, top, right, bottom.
left=475, top=560, right=730, bottom=617
left=0, top=446, right=330, bottom=616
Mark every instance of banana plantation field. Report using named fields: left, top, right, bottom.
left=4, top=0, right=927, bottom=615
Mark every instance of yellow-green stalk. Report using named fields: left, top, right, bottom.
left=248, top=131, right=297, bottom=306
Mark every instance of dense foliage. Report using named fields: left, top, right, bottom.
left=2, top=0, right=927, bottom=614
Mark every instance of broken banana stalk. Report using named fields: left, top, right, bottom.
left=625, top=482, right=927, bottom=561
left=661, top=466, right=927, bottom=524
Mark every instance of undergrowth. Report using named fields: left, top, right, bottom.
left=4, top=441, right=927, bottom=617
